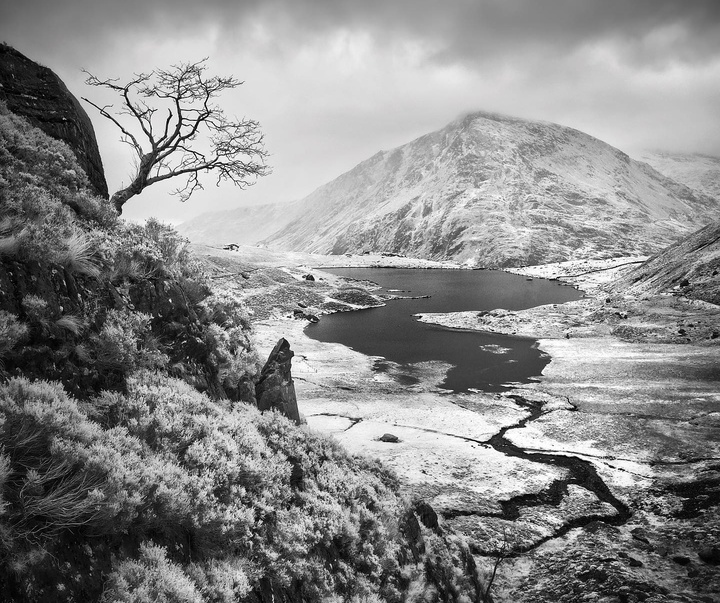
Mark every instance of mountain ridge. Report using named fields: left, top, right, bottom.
left=182, top=110, right=719, bottom=266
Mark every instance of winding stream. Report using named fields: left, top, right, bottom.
left=306, top=268, right=635, bottom=555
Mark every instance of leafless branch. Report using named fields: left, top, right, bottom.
left=83, top=59, right=269, bottom=213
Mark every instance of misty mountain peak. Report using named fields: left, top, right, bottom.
left=182, top=112, right=718, bottom=267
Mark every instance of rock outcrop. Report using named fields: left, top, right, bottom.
left=255, top=338, right=302, bottom=424
left=0, top=43, right=108, bottom=198
left=0, top=257, right=257, bottom=403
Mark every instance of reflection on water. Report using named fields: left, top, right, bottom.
left=305, top=268, right=583, bottom=392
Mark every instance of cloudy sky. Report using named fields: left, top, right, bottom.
left=3, top=0, right=720, bottom=224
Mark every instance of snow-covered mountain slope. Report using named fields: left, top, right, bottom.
left=634, top=151, right=720, bottom=202
left=177, top=202, right=302, bottom=246
left=262, top=112, right=718, bottom=267
left=614, top=219, right=720, bottom=305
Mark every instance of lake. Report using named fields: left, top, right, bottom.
left=305, top=268, right=584, bottom=392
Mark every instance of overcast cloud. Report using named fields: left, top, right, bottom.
left=3, top=0, right=719, bottom=223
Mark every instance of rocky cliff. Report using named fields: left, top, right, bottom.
left=260, top=112, right=717, bottom=267
left=0, top=43, right=108, bottom=198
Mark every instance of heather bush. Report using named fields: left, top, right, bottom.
left=0, top=310, right=28, bottom=358
left=202, top=322, right=261, bottom=388
left=101, top=543, right=202, bottom=603
left=0, top=102, right=117, bottom=268
left=200, top=290, right=253, bottom=331
left=105, top=218, right=204, bottom=283
left=92, top=309, right=169, bottom=373
left=0, top=370, right=482, bottom=602
left=0, top=99, right=482, bottom=602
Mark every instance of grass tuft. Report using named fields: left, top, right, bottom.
left=55, top=315, right=85, bottom=336
left=58, top=231, right=101, bottom=278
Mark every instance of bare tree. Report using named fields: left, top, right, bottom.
left=82, top=59, right=269, bottom=213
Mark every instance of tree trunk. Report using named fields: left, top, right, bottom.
left=110, top=154, right=155, bottom=213
left=109, top=187, right=136, bottom=214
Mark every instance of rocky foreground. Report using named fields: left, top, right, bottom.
left=197, top=245, right=720, bottom=603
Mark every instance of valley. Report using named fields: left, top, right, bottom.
left=180, top=112, right=719, bottom=268
left=196, top=243, right=720, bottom=603
left=3, top=32, right=719, bottom=603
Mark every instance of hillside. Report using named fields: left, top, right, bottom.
left=0, top=53, right=484, bottom=602
left=636, top=150, right=720, bottom=201
left=177, top=201, right=302, bottom=246
left=614, top=219, right=720, bottom=305
left=259, top=112, right=717, bottom=267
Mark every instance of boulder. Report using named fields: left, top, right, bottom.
left=292, top=308, right=319, bottom=323
left=0, top=43, right=108, bottom=198
left=414, top=500, right=441, bottom=534
left=255, top=338, right=301, bottom=424
left=378, top=433, right=400, bottom=443
left=698, top=545, right=720, bottom=565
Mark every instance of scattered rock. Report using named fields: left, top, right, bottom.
left=255, top=338, right=301, bottom=424
left=303, top=274, right=315, bottom=281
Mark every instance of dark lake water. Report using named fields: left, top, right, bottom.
left=305, top=268, right=583, bottom=392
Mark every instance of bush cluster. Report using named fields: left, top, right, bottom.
left=0, top=374, right=469, bottom=602
left=0, top=102, right=257, bottom=399
left=0, top=99, right=483, bottom=602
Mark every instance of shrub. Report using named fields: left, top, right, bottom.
left=105, top=219, right=204, bottom=283
left=200, top=290, right=252, bottom=331
left=101, top=543, right=202, bottom=603
left=0, top=102, right=117, bottom=269
left=0, top=311, right=28, bottom=357
left=202, top=323, right=261, bottom=388
left=92, top=309, right=168, bottom=373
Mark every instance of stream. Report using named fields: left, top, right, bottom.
left=307, top=268, right=633, bottom=554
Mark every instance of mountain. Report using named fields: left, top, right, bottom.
left=176, top=202, right=302, bottom=246
left=634, top=151, right=720, bottom=201
left=262, top=112, right=717, bottom=267
left=614, top=219, right=720, bottom=305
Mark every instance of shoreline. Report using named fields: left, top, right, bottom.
left=198, top=245, right=720, bottom=602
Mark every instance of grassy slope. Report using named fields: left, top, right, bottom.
left=0, top=102, right=486, bottom=602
